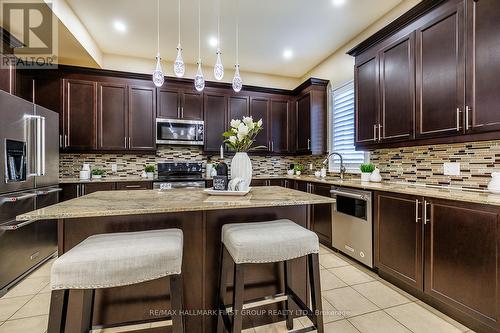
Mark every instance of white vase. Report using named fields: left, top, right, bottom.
left=231, top=152, right=252, bottom=186
left=361, top=172, right=371, bottom=182
left=370, top=168, right=382, bottom=182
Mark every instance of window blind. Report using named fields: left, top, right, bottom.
left=330, top=81, right=367, bottom=171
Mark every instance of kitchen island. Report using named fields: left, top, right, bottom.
left=17, top=186, right=334, bottom=333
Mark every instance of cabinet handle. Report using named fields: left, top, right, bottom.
left=81, top=184, right=85, bottom=196
left=378, top=124, right=382, bottom=141
left=456, top=108, right=462, bottom=131
left=423, top=199, right=430, bottom=225
left=128, top=137, right=131, bottom=148
left=181, top=107, right=184, bottom=118
left=465, top=106, right=471, bottom=131
left=307, top=139, right=311, bottom=150
left=124, top=137, right=127, bottom=148
left=271, top=141, right=274, bottom=152
left=125, top=185, right=142, bottom=188
left=59, top=135, right=62, bottom=148
left=76, top=184, right=80, bottom=197
left=64, top=135, right=68, bottom=148
left=373, top=125, right=377, bottom=142
left=415, top=199, right=421, bottom=223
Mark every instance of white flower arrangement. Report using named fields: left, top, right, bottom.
left=223, top=116, right=265, bottom=152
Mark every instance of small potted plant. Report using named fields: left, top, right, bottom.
left=294, top=164, right=305, bottom=176
left=144, top=165, right=155, bottom=178
left=91, top=168, right=105, bottom=180
left=360, top=163, right=375, bottom=182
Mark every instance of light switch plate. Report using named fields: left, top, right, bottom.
left=443, top=162, right=460, bottom=176
left=111, top=164, right=118, bottom=173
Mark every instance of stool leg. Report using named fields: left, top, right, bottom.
left=231, top=263, right=245, bottom=333
left=47, top=289, right=68, bottom=333
left=283, top=261, right=293, bottom=330
left=170, top=274, right=184, bottom=333
left=217, top=246, right=230, bottom=333
left=64, top=289, right=94, bottom=333
left=308, top=253, right=324, bottom=333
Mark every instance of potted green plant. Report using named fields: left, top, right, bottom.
left=91, top=168, right=105, bottom=180
left=144, top=165, right=155, bottom=178
left=294, top=164, right=305, bottom=176
left=360, top=163, right=375, bottom=182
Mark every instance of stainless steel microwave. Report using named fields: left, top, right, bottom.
left=155, top=118, right=204, bottom=145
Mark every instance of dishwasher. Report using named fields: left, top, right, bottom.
left=331, top=186, right=373, bottom=268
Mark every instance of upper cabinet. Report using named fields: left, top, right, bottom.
left=249, top=97, right=270, bottom=150
left=157, top=86, right=202, bottom=120
left=128, top=85, right=156, bottom=150
left=203, top=91, right=227, bottom=153
left=97, top=82, right=128, bottom=150
left=350, top=0, right=500, bottom=149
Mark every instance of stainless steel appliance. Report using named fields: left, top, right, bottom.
left=156, top=118, right=204, bottom=145
left=331, top=186, right=373, bottom=268
left=153, top=162, right=205, bottom=189
left=0, top=91, right=60, bottom=296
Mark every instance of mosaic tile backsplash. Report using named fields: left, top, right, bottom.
left=60, top=146, right=326, bottom=179
left=370, top=140, right=500, bottom=190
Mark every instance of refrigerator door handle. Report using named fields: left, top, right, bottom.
left=24, top=115, right=45, bottom=177
left=36, top=188, right=62, bottom=196
left=0, top=192, right=37, bottom=205
left=0, top=218, right=38, bottom=230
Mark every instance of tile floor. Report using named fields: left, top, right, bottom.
left=0, top=245, right=474, bottom=333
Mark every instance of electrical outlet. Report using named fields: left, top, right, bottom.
left=443, top=162, right=460, bottom=176
left=111, top=164, right=118, bottom=173
left=309, top=163, right=313, bottom=170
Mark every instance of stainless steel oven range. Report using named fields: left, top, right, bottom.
left=153, top=162, right=205, bottom=189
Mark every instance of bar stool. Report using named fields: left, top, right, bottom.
left=47, top=229, right=185, bottom=333
left=216, top=219, right=324, bottom=333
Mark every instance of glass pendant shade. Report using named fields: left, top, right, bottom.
left=152, top=53, right=165, bottom=87
left=232, top=65, right=242, bottom=92
left=214, top=48, right=224, bottom=81
left=174, top=44, right=185, bottom=78
left=194, top=61, right=205, bottom=92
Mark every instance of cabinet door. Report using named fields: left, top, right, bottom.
left=466, top=0, right=500, bottom=133
left=181, top=91, right=203, bottom=120
left=416, top=4, right=465, bottom=138
left=294, top=180, right=309, bottom=193
left=270, top=99, right=289, bottom=153
left=310, top=183, right=333, bottom=245
left=268, top=179, right=284, bottom=187
left=0, top=55, right=15, bottom=94
left=204, top=93, right=227, bottom=152
left=63, top=79, right=97, bottom=150
left=355, top=56, right=379, bottom=144
left=157, top=88, right=179, bottom=119
left=375, top=192, right=423, bottom=290
left=128, top=85, right=156, bottom=150
left=250, top=97, right=270, bottom=151
left=296, top=94, right=311, bottom=153
left=228, top=96, right=249, bottom=121
left=97, top=83, right=127, bottom=150
left=425, top=198, right=499, bottom=330
left=379, top=33, right=415, bottom=142
left=250, top=179, right=268, bottom=187
left=82, top=182, right=116, bottom=195
left=59, top=184, right=79, bottom=202
left=115, top=181, right=153, bottom=190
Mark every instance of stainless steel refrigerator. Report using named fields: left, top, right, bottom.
left=0, top=90, right=60, bottom=296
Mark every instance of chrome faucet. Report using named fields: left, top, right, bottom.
left=322, top=152, right=346, bottom=180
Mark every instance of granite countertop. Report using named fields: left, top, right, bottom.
left=17, top=186, right=335, bottom=221
left=59, top=177, right=156, bottom=184
left=286, top=175, right=500, bottom=207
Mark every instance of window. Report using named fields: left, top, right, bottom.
left=329, top=81, right=368, bottom=172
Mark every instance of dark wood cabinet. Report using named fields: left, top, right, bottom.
left=181, top=91, right=203, bottom=120
left=157, top=88, right=179, bottom=119
left=424, top=198, right=500, bottom=331
left=228, top=95, right=249, bottom=121
left=128, top=85, right=156, bottom=150
left=204, top=92, right=227, bottom=152
left=62, top=79, right=97, bottom=150
left=59, top=184, right=79, bottom=202
left=157, top=87, right=203, bottom=120
left=375, top=192, right=423, bottom=291
left=250, top=97, right=270, bottom=151
left=97, top=82, right=128, bottom=150
left=465, top=0, right=500, bottom=134
left=270, top=99, right=290, bottom=153
left=415, top=3, right=465, bottom=139
left=250, top=179, right=268, bottom=187
left=294, top=180, right=309, bottom=193
left=379, top=33, right=415, bottom=142
left=296, top=94, right=312, bottom=153
left=310, top=183, right=333, bottom=245
left=355, top=56, right=379, bottom=145
left=115, top=181, right=153, bottom=190
left=81, top=182, right=116, bottom=195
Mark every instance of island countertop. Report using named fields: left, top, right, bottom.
left=17, top=186, right=335, bottom=221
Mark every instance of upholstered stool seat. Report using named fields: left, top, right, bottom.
left=48, top=229, right=185, bottom=333
left=222, top=219, right=319, bottom=264
left=51, top=229, right=183, bottom=290
left=217, top=219, right=324, bottom=333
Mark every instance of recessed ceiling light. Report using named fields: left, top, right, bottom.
left=113, top=20, right=127, bottom=33
left=208, top=36, right=218, bottom=48
left=332, top=0, right=346, bottom=7
left=283, top=49, right=293, bottom=60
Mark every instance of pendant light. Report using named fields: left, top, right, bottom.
left=194, top=0, right=205, bottom=91
left=152, top=0, right=164, bottom=87
left=232, top=0, right=242, bottom=92
left=173, top=0, right=185, bottom=77
left=213, top=0, right=224, bottom=81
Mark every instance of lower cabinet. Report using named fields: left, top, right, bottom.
left=115, top=181, right=153, bottom=190
left=60, top=181, right=152, bottom=201
left=310, top=183, right=333, bottom=245
left=375, top=191, right=500, bottom=332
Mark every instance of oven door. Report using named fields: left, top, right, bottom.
left=156, top=118, right=204, bottom=145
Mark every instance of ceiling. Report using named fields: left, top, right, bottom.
left=65, top=0, right=403, bottom=78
